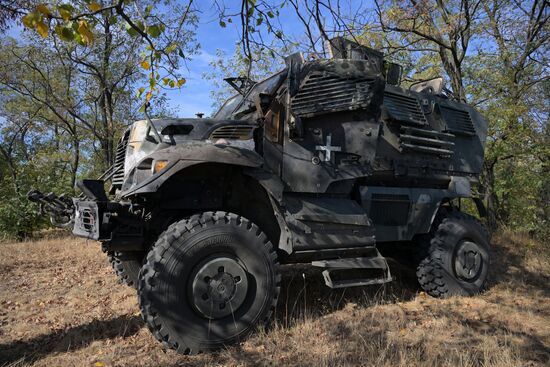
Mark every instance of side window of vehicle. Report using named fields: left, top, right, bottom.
left=265, top=100, right=284, bottom=144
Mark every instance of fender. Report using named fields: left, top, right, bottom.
left=120, top=142, right=264, bottom=197
left=242, top=167, right=284, bottom=203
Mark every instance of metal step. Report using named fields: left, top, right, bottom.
left=311, top=250, right=392, bottom=289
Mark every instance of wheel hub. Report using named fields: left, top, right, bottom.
left=191, top=257, right=248, bottom=319
left=455, top=241, right=483, bottom=281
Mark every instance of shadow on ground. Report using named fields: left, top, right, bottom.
left=3, top=234, right=549, bottom=366
left=490, top=235, right=550, bottom=295
left=0, top=314, right=142, bottom=366
left=274, top=258, right=420, bottom=326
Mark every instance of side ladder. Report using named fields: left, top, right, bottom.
left=312, top=249, right=392, bottom=289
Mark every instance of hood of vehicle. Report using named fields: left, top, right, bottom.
left=150, top=118, right=257, bottom=143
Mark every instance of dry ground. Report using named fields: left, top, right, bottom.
left=0, top=231, right=548, bottom=367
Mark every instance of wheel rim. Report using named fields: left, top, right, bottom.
left=454, top=240, right=483, bottom=281
left=190, top=257, right=249, bottom=319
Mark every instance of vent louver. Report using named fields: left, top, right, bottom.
left=291, top=72, right=375, bottom=117
left=399, top=126, right=455, bottom=157
left=440, top=106, right=476, bottom=136
left=383, top=91, right=427, bottom=126
left=111, top=130, right=130, bottom=186
left=210, top=125, right=255, bottom=140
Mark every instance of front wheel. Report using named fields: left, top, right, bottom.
left=138, top=212, right=280, bottom=354
left=416, top=210, right=491, bottom=297
left=107, top=251, right=144, bottom=289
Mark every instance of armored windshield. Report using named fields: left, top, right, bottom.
left=214, top=70, right=286, bottom=120
left=124, top=120, right=163, bottom=175
left=213, top=94, right=243, bottom=119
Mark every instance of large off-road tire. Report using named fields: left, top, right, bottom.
left=138, top=212, right=280, bottom=354
left=416, top=210, right=490, bottom=298
left=107, top=251, right=144, bottom=289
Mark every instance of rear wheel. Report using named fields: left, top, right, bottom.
left=416, top=210, right=490, bottom=297
left=138, top=212, right=280, bottom=354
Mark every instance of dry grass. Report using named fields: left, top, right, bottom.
left=0, top=231, right=548, bottom=366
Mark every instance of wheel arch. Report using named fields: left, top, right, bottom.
left=146, top=161, right=284, bottom=253
left=426, top=196, right=487, bottom=235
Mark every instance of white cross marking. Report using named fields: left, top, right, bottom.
left=315, top=134, right=341, bottom=162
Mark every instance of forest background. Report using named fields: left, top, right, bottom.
left=0, top=0, right=547, bottom=241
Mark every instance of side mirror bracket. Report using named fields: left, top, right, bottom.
left=384, top=62, right=402, bottom=86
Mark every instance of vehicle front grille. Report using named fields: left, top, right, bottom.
left=210, top=125, right=255, bottom=140
left=111, top=130, right=130, bottom=186
left=291, top=72, right=376, bottom=117
left=383, top=91, right=427, bottom=126
left=440, top=106, right=476, bottom=136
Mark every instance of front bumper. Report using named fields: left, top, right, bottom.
left=71, top=198, right=145, bottom=251
left=72, top=200, right=102, bottom=239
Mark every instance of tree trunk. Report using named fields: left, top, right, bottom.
left=70, top=123, right=80, bottom=193
left=438, top=46, right=466, bottom=102
left=482, top=158, right=499, bottom=232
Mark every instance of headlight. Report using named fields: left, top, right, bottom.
left=152, top=160, right=169, bottom=174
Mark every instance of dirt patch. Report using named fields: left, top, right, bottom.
left=0, top=231, right=548, bottom=366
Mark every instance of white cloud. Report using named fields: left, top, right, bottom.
left=192, top=50, right=217, bottom=65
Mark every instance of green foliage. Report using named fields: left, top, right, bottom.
left=0, top=194, right=44, bottom=240
left=0, top=137, right=73, bottom=240
left=1, top=0, right=547, bottom=242
left=205, top=42, right=293, bottom=111
left=0, top=0, right=186, bottom=239
left=19, top=1, right=198, bottom=108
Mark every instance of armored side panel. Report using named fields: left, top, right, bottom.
left=257, top=48, right=487, bottom=246
left=263, top=58, right=487, bottom=198
left=373, top=84, right=487, bottom=186
left=280, top=59, right=385, bottom=193
left=281, top=195, right=376, bottom=251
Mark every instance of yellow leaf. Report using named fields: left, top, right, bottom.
left=165, top=43, right=178, bottom=53
left=145, top=91, right=153, bottom=101
left=57, top=4, right=74, bottom=21
left=21, top=13, right=35, bottom=28
left=141, top=60, right=150, bottom=70
left=94, top=362, right=105, bottom=367
left=88, top=2, right=102, bottom=12
left=177, top=78, right=186, bottom=87
left=59, top=9, right=71, bottom=21
left=77, top=20, right=94, bottom=44
left=36, top=4, right=50, bottom=16
left=36, top=20, right=49, bottom=38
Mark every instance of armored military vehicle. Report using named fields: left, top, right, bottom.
left=29, top=37, right=490, bottom=354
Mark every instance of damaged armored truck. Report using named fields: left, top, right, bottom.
left=29, top=37, right=490, bottom=354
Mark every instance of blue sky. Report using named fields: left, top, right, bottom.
left=4, top=17, right=231, bottom=118
left=2, top=1, right=363, bottom=119
left=166, top=2, right=291, bottom=118
left=163, top=0, right=329, bottom=118
left=164, top=11, right=236, bottom=118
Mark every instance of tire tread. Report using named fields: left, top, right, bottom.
left=416, top=209, right=490, bottom=298
left=138, top=212, right=280, bottom=355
